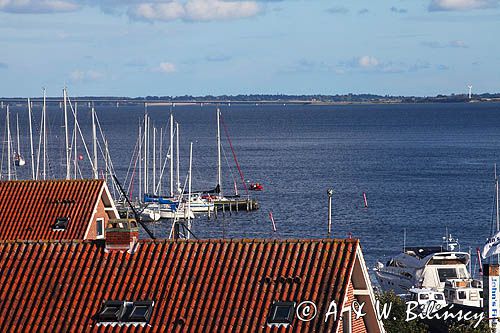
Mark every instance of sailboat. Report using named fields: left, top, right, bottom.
left=14, top=113, right=25, bottom=167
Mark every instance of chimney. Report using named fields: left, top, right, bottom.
left=105, top=219, right=139, bottom=253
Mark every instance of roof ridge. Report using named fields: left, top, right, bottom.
left=0, top=179, right=104, bottom=184
left=0, top=238, right=359, bottom=245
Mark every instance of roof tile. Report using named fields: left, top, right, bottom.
left=0, top=238, right=359, bottom=332
left=0, top=179, right=105, bottom=240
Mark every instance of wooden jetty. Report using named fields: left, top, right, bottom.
left=213, top=198, right=259, bottom=214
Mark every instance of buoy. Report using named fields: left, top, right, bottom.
left=363, top=192, right=368, bottom=208
left=78, top=154, right=84, bottom=161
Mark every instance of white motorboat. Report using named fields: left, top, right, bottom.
left=374, top=234, right=483, bottom=308
left=407, top=287, right=447, bottom=310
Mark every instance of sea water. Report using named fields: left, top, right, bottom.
left=4, top=101, right=500, bottom=272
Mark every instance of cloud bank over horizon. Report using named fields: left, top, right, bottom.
left=0, top=0, right=263, bottom=22
left=128, top=0, right=261, bottom=22
left=428, top=0, right=498, bottom=11
left=0, top=0, right=498, bottom=96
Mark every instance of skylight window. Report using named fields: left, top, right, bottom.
left=128, top=301, right=153, bottom=322
left=97, top=300, right=154, bottom=325
left=53, top=217, right=69, bottom=231
left=98, top=301, right=125, bottom=322
left=267, top=301, right=295, bottom=325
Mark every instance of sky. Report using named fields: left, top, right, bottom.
left=0, top=0, right=499, bottom=97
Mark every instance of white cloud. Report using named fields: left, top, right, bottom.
left=449, top=40, right=468, bottom=48
left=337, top=56, right=435, bottom=74
left=326, top=6, right=349, bottom=14
left=156, top=62, right=176, bottom=73
left=428, top=0, right=498, bottom=11
left=358, top=56, right=379, bottom=68
left=421, top=40, right=469, bottom=48
left=0, top=0, right=80, bottom=13
left=128, top=0, right=261, bottom=22
left=130, top=2, right=185, bottom=21
left=70, top=69, right=104, bottom=81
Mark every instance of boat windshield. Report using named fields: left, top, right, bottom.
left=437, top=268, right=458, bottom=282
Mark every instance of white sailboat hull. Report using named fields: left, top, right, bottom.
left=159, top=204, right=195, bottom=220
left=141, top=205, right=161, bottom=222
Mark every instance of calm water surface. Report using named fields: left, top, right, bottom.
left=5, top=102, right=500, bottom=272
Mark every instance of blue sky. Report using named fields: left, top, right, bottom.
left=0, top=0, right=499, bottom=97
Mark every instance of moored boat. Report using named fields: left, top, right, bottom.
left=374, top=233, right=483, bottom=308
left=249, top=182, right=263, bottom=191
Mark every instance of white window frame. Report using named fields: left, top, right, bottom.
left=96, top=218, right=105, bottom=239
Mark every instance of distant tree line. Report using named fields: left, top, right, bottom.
left=2, top=93, right=500, bottom=104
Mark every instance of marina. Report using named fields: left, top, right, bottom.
left=2, top=0, right=500, bottom=330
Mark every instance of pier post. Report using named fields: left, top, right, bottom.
left=327, top=189, right=333, bottom=237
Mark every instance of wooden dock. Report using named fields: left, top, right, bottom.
left=213, top=198, right=259, bottom=215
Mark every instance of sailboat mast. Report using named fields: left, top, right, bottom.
left=153, top=127, right=156, bottom=195
left=6, top=105, right=11, bottom=180
left=144, top=112, right=148, bottom=195
left=63, top=87, right=70, bottom=180
left=496, top=163, right=499, bottom=264
left=73, top=102, right=78, bottom=179
left=138, top=124, right=142, bottom=201
left=16, top=113, right=20, bottom=156
left=176, top=122, right=180, bottom=193
left=42, top=88, right=47, bottom=180
left=104, top=138, right=109, bottom=184
left=216, top=108, right=222, bottom=195
left=170, top=111, right=174, bottom=197
left=146, top=115, right=150, bottom=194
left=28, top=98, right=35, bottom=180
left=92, top=107, right=98, bottom=179
left=36, top=91, right=44, bottom=180
left=159, top=127, right=162, bottom=195
left=187, top=141, right=193, bottom=238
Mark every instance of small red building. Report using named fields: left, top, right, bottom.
left=0, top=179, right=119, bottom=240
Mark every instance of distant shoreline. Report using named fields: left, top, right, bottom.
left=1, top=94, right=500, bottom=108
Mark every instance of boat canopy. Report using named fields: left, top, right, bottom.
left=423, top=252, right=470, bottom=266
left=143, top=194, right=177, bottom=205
left=404, top=246, right=443, bottom=259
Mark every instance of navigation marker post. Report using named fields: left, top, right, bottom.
left=327, top=189, right=333, bottom=237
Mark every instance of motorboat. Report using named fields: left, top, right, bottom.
left=249, top=183, right=263, bottom=191
left=374, top=234, right=483, bottom=308
left=407, top=287, right=447, bottom=310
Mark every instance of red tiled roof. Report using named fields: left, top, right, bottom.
left=0, top=179, right=105, bottom=240
left=0, top=238, right=358, bottom=332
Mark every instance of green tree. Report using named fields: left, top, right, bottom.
left=376, top=291, right=428, bottom=333
left=448, top=319, right=491, bottom=333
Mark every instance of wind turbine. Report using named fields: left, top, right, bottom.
left=467, top=85, right=472, bottom=100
